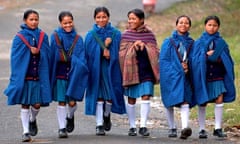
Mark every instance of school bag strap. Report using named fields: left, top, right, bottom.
left=54, top=32, right=79, bottom=62
left=16, top=31, right=45, bottom=50
left=91, top=29, right=117, bottom=50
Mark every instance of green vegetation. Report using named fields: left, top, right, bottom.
left=143, top=0, right=240, bottom=128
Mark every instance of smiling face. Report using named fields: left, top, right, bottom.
left=24, top=13, right=39, bottom=30
left=127, top=13, right=143, bottom=30
left=176, top=16, right=191, bottom=35
left=60, top=16, right=74, bottom=32
left=95, top=11, right=109, bottom=28
left=205, top=19, right=219, bottom=35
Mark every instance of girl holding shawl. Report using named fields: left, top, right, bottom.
left=50, top=11, right=87, bottom=138
left=191, top=15, right=235, bottom=138
left=119, top=8, right=159, bottom=137
left=159, top=15, right=194, bottom=139
left=4, top=9, right=51, bottom=142
left=84, top=6, right=126, bottom=136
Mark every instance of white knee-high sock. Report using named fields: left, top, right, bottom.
left=104, top=101, right=112, bottom=117
left=68, top=104, right=77, bottom=119
left=165, top=107, right=175, bottom=129
left=140, top=100, right=150, bottom=128
left=127, top=103, right=136, bottom=128
left=180, top=104, right=190, bottom=129
left=30, top=106, right=40, bottom=122
left=57, top=105, right=67, bottom=129
left=215, top=103, right=223, bottom=129
left=198, top=106, right=206, bottom=131
left=21, top=108, right=30, bottom=134
left=96, top=101, right=104, bottom=126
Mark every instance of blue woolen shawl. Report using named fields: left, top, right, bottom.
left=159, top=30, right=194, bottom=108
left=191, top=31, right=235, bottom=105
left=4, top=24, right=52, bottom=105
left=84, top=23, right=126, bottom=115
left=50, top=27, right=88, bottom=101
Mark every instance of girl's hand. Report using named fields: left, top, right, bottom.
left=207, top=50, right=214, bottom=56
left=182, top=62, right=188, bottom=73
left=30, top=47, right=40, bottom=54
left=133, top=40, right=145, bottom=51
left=103, top=49, right=110, bottom=59
left=105, top=37, right=112, bottom=48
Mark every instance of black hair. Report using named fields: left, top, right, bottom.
left=204, top=15, right=220, bottom=26
left=23, top=9, right=39, bottom=20
left=58, top=11, right=74, bottom=22
left=94, top=6, right=110, bottom=18
left=176, top=15, right=191, bottom=26
left=127, top=8, right=145, bottom=20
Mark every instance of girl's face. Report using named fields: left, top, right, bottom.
left=24, top=13, right=39, bottom=29
left=205, top=19, right=219, bottom=35
left=176, top=17, right=191, bottom=35
left=128, top=13, right=143, bottom=30
left=60, top=16, right=74, bottom=33
left=95, top=11, right=109, bottom=27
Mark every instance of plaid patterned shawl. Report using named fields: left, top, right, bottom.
left=119, top=25, right=159, bottom=87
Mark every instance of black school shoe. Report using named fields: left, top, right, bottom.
left=199, top=129, right=208, bottom=139
left=103, top=114, right=112, bottom=131
left=29, top=120, right=38, bottom=136
left=168, top=128, right=177, bottom=138
left=128, top=128, right=137, bottom=136
left=139, top=127, right=150, bottom=136
left=66, top=116, right=74, bottom=133
left=58, top=128, right=68, bottom=138
left=96, top=125, right=105, bottom=136
left=22, top=133, right=31, bottom=142
left=213, top=128, right=227, bottom=138
left=180, top=127, right=192, bottom=139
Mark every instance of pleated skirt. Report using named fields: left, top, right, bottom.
left=207, top=80, right=226, bottom=101
left=124, top=81, right=154, bottom=98
left=21, top=80, right=41, bottom=105
left=53, top=79, right=74, bottom=102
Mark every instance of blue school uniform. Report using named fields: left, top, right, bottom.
left=4, top=24, right=52, bottom=105
left=50, top=27, right=87, bottom=102
left=191, top=31, right=235, bottom=105
left=159, top=30, right=194, bottom=108
left=84, top=23, right=126, bottom=115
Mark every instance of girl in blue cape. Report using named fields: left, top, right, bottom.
left=191, top=15, right=235, bottom=138
left=50, top=11, right=87, bottom=138
left=159, top=15, right=194, bottom=139
left=4, top=9, right=51, bottom=142
left=84, top=6, right=126, bottom=136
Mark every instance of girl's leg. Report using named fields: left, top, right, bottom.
left=198, top=106, right=206, bottom=131
left=66, top=101, right=77, bottom=133
left=213, top=94, right=227, bottom=137
left=179, top=103, right=192, bottom=139
left=96, top=101, right=105, bottom=135
left=180, top=104, right=190, bottom=129
left=139, top=95, right=150, bottom=136
left=21, top=105, right=31, bottom=142
left=103, top=101, right=112, bottom=131
left=21, top=105, right=30, bottom=134
left=165, top=107, right=177, bottom=137
left=57, top=102, right=68, bottom=138
left=127, top=97, right=137, bottom=136
left=29, top=104, right=40, bottom=136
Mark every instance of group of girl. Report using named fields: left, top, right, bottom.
left=4, top=6, right=235, bottom=143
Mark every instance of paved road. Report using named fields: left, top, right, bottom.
left=0, top=0, right=236, bottom=143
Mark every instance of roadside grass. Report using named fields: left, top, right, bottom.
left=139, top=0, right=240, bottom=127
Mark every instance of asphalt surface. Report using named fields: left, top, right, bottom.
left=0, top=0, right=237, bottom=143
